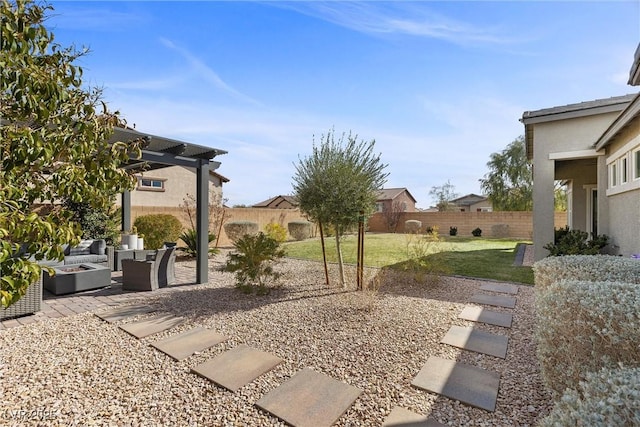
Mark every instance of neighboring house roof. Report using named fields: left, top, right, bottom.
left=450, top=193, right=488, bottom=207
left=376, top=187, right=417, bottom=203
left=595, top=92, right=640, bottom=150
left=521, top=94, right=636, bottom=159
left=629, top=43, right=640, bottom=86
left=210, top=170, right=230, bottom=183
left=253, top=195, right=299, bottom=208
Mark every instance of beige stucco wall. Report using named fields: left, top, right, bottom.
left=601, top=120, right=640, bottom=256
left=379, top=192, right=417, bottom=213
left=114, top=166, right=224, bottom=208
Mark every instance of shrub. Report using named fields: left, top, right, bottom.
left=179, top=228, right=218, bottom=257
left=543, top=227, right=609, bottom=256
left=539, top=365, right=640, bottom=426
left=449, top=226, right=457, bottom=236
left=264, top=222, right=287, bottom=243
left=224, top=221, right=259, bottom=242
left=404, top=220, right=422, bottom=234
left=471, top=227, right=482, bottom=237
left=287, top=221, right=312, bottom=241
left=225, top=232, right=285, bottom=294
left=535, top=279, right=640, bottom=397
left=133, top=214, right=183, bottom=250
left=532, top=255, right=640, bottom=290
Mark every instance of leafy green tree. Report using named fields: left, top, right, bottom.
left=429, top=180, right=459, bottom=211
left=292, top=129, right=388, bottom=286
left=0, top=0, right=142, bottom=307
left=480, top=135, right=532, bottom=211
left=63, top=200, right=121, bottom=246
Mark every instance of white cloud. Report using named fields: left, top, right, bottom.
left=273, top=1, right=523, bottom=46
left=159, top=38, right=262, bottom=106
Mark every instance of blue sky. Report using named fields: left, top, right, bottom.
left=47, top=1, right=640, bottom=208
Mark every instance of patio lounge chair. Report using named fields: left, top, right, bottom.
left=121, top=247, right=176, bottom=291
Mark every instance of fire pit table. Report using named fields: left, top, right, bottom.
left=43, top=263, right=111, bottom=295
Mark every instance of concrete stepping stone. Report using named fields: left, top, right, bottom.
left=119, top=314, right=184, bottom=339
left=459, top=306, right=512, bottom=328
left=470, top=293, right=516, bottom=309
left=95, top=304, right=156, bottom=323
left=151, top=327, right=229, bottom=361
left=256, top=368, right=362, bottom=427
left=440, top=326, right=509, bottom=359
left=191, top=344, right=283, bottom=392
left=383, top=407, right=447, bottom=426
left=412, top=356, right=500, bottom=412
left=479, top=283, right=518, bottom=295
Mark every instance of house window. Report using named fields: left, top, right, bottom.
left=621, top=157, right=628, bottom=184
left=376, top=202, right=384, bottom=212
left=610, top=163, right=617, bottom=187
left=138, top=177, right=166, bottom=191
left=634, top=148, right=640, bottom=180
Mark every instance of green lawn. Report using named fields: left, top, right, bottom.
left=283, top=233, right=534, bottom=285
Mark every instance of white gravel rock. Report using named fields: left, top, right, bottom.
left=0, top=253, right=552, bottom=426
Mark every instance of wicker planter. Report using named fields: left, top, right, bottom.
left=0, top=275, right=43, bottom=320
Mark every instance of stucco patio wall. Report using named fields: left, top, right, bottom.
left=367, top=211, right=567, bottom=240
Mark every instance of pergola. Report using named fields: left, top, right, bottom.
left=109, top=127, right=227, bottom=284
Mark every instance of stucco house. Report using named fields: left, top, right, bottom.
left=450, top=193, right=493, bottom=212
left=521, top=43, right=640, bottom=261
left=113, top=166, right=229, bottom=208
left=375, top=188, right=418, bottom=213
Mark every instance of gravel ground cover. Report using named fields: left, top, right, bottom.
left=0, top=252, right=551, bottom=426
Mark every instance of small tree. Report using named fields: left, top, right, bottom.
left=180, top=190, right=230, bottom=248
left=0, top=0, right=142, bottom=307
left=429, top=180, right=459, bottom=211
left=292, top=129, right=388, bottom=287
left=480, top=136, right=532, bottom=211
left=382, top=200, right=405, bottom=232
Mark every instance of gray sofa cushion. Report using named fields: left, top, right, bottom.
left=68, top=240, right=93, bottom=256
left=64, top=254, right=108, bottom=265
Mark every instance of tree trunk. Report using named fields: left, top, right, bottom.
left=335, top=233, right=346, bottom=287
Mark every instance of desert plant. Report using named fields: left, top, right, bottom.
left=133, top=214, right=183, bottom=250
left=471, top=227, right=482, bottom=237
left=179, top=228, right=218, bottom=257
left=404, top=220, right=422, bottom=234
left=264, top=222, right=287, bottom=243
left=449, top=226, right=458, bottom=236
left=224, top=221, right=259, bottom=242
left=539, top=365, right=640, bottom=426
left=533, top=255, right=640, bottom=290
left=288, top=221, right=312, bottom=241
left=535, top=279, right=640, bottom=397
left=543, top=227, right=609, bottom=256
left=225, top=232, right=285, bottom=294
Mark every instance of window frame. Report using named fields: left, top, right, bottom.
left=137, top=177, right=166, bottom=192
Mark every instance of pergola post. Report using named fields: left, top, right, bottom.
left=196, top=159, right=210, bottom=284
left=121, top=190, right=131, bottom=232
